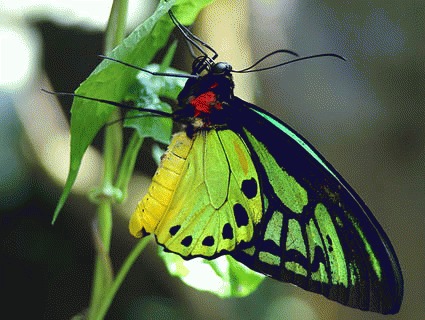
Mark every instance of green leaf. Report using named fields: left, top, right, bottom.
left=124, top=102, right=172, bottom=145
left=123, top=64, right=187, bottom=145
left=52, top=0, right=214, bottom=223
left=159, top=40, right=178, bottom=72
left=159, top=248, right=265, bottom=298
left=133, top=64, right=188, bottom=100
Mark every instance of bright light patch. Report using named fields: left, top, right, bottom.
left=1, top=0, right=152, bottom=30
left=169, top=255, right=231, bottom=293
left=0, top=27, right=34, bottom=91
left=1, top=0, right=113, bottom=28
left=159, top=249, right=264, bottom=297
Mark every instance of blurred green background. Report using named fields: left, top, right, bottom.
left=0, top=0, right=423, bottom=319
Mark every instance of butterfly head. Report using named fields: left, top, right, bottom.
left=210, top=61, right=233, bottom=75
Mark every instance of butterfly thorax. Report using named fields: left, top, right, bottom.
left=176, top=62, right=235, bottom=132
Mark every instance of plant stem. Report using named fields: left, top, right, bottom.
left=88, top=0, right=129, bottom=319
left=95, top=236, right=151, bottom=320
left=88, top=203, right=114, bottom=319
left=105, top=0, right=129, bottom=53
left=115, top=132, right=145, bottom=201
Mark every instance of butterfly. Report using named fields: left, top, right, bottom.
left=98, top=11, right=403, bottom=314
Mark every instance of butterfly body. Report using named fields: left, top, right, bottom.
left=129, top=59, right=403, bottom=313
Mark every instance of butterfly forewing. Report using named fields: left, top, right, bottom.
left=230, top=99, right=403, bottom=314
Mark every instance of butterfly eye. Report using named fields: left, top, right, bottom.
left=211, top=62, right=232, bottom=75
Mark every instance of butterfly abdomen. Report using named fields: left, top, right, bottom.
left=129, top=132, right=194, bottom=237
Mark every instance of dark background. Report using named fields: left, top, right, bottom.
left=1, top=0, right=423, bottom=319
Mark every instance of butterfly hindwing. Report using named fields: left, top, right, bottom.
left=130, top=129, right=262, bottom=258
left=230, top=98, right=403, bottom=314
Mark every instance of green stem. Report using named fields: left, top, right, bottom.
left=88, top=203, right=114, bottom=319
left=88, top=0, right=129, bottom=319
left=105, top=0, right=129, bottom=51
left=115, top=132, right=145, bottom=202
left=95, top=236, right=152, bottom=320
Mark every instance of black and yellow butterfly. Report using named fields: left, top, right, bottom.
left=75, top=10, right=403, bottom=314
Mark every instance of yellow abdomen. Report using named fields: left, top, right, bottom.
left=129, top=132, right=193, bottom=237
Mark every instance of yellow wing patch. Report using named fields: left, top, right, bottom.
left=129, top=130, right=262, bottom=258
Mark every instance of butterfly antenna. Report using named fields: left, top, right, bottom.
left=168, top=10, right=218, bottom=60
left=98, top=55, right=198, bottom=79
left=183, top=36, right=199, bottom=59
left=233, top=49, right=300, bottom=72
left=41, top=89, right=174, bottom=118
left=233, top=53, right=346, bottom=73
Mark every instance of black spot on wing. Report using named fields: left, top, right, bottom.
left=222, top=223, right=233, bottom=240
left=233, top=203, right=249, bottom=227
left=181, top=236, right=193, bottom=247
left=202, top=236, right=215, bottom=246
left=241, top=178, right=258, bottom=199
left=169, top=225, right=181, bottom=236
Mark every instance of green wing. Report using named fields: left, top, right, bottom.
left=230, top=98, right=403, bottom=314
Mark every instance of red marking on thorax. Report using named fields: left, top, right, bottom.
left=189, top=91, right=223, bottom=117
